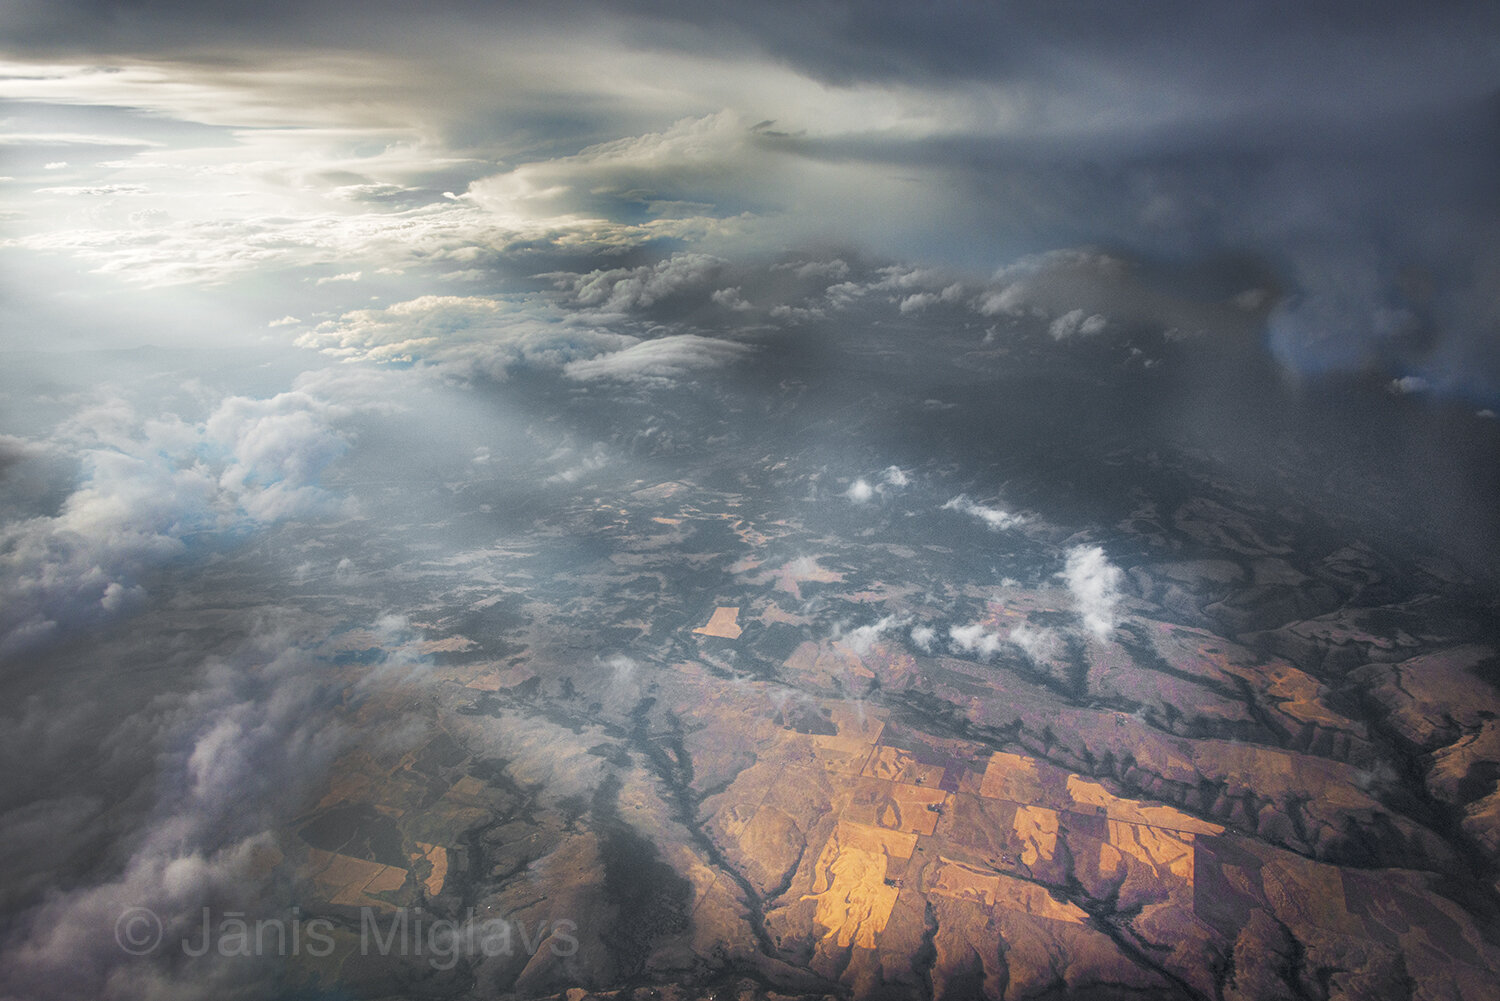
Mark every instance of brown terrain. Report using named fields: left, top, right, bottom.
left=267, top=461, right=1500, bottom=1001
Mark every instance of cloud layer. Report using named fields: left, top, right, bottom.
left=0, top=370, right=385, bottom=659
left=3, top=6, right=1498, bottom=397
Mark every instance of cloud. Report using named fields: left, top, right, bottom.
left=837, top=615, right=901, bottom=657
left=908, top=624, right=935, bottom=652
left=942, top=494, right=1025, bottom=531
left=0, top=612, right=430, bottom=1001
left=1047, top=308, right=1107, bottom=340
left=298, top=294, right=634, bottom=377
left=768, top=303, right=826, bottom=325
left=545, top=444, right=609, bottom=484
left=543, top=253, right=725, bottom=314
left=0, top=373, right=383, bottom=659
left=0, top=132, right=162, bottom=147
left=1389, top=375, right=1430, bottom=395
left=949, top=621, right=1004, bottom=659
left=5, top=8, right=1500, bottom=396
left=846, top=465, right=909, bottom=504
left=973, top=251, right=1128, bottom=319
left=34, top=183, right=148, bottom=196
left=599, top=654, right=638, bottom=684
left=1008, top=623, right=1063, bottom=663
left=772, top=259, right=850, bottom=281
left=306, top=294, right=750, bottom=388
left=710, top=286, right=752, bottom=311
left=465, top=112, right=763, bottom=250
left=5, top=200, right=506, bottom=288
left=562, top=333, right=750, bottom=386
left=898, top=283, right=964, bottom=313
left=1062, top=544, right=1124, bottom=639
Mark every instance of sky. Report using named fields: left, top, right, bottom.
left=2, top=1, right=1499, bottom=394
left=2, top=4, right=1500, bottom=998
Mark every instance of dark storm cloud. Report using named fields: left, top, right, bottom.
left=4, top=2, right=1499, bottom=395
left=0, top=611, right=436, bottom=1001
left=12, top=2, right=1494, bottom=102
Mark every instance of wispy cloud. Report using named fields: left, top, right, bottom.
left=563, top=333, right=750, bottom=386
left=942, top=494, right=1026, bottom=531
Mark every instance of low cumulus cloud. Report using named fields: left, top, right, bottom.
left=542, top=253, right=725, bottom=314
left=948, top=621, right=1004, bottom=659
left=1062, top=544, right=1124, bottom=639
left=1047, top=308, right=1108, bottom=340
left=845, top=465, right=910, bottom=504
left=710, top=286, right=752, bottom=311
left=1389, top=375, right=1430, bottom=395
left=836, top=615, right=903, bottom=657
left=909, top=624, right=936, bottom=652
left=1008, top=622, right=1063, bottom=663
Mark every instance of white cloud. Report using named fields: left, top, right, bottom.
left=545, top=444, right=609, bottom=484
left=838, top=615, right=901, bottom=656
left=768, top=303, right=826, bottom=325
left=1389, top=375, right=1429, bottom=395
left=313, top=270, right=362, bottom=285
left=34, top=183, right=148, bottom=196
left=1047, top=308, right=1108, bottom=340
left=304, top=295, right=748, bottom=388
left=711, top=286, right=752, bottom=311
left=562, top=333, right=750, bottom=385
left=942, top=494, right=1026, bottom=531
left=600, top=653, right=638, bottom=684
left=543, top=253, right=725, bottom=313
left=0, top=132, right=162, bottom=147
left=42, top=161, right=67, bottom=170
left=298, top=294, right=633, bottom=377
left=898, top=283, right=964, bottom=314
left=909, top=624, right=936, bottom=652
left=899, top=292, right=938, bottom=313
left=846, top=465, right=909, bottom=504
left=1008, top=623, right=1063, bottom=662
left=973, top=250, right=1128, bottom=319
left=949, top=621, right=1005, bottom=659
left=0, top=373, right=384, bottom=659
left=1062, top=544, right=1124, bottom=639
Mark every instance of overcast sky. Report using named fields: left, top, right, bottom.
left=3, top=1, right=1499, bottom=398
